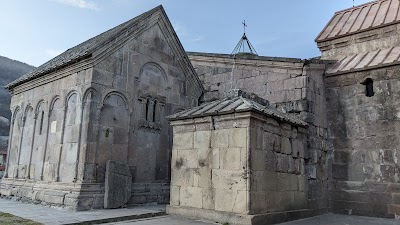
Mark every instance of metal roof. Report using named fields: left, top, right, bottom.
left=167, top=89, right=307, bottom=127
left=326, top=46, right=400, bottom=74
left=316, top=0, right=400, bottom=42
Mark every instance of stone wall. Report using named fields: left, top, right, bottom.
left=317, top=23, right=400, bottom=60
left=1, top=10, right=202, bottom=210
left=325, top=65, right=400, bottom=218
left=188, top=52, right=330, bottom=212
left=167, top=109, right=324, bottom=225
left=89, top=22, right=201, bottom=206
left=0, top=62, right=96, bottom=209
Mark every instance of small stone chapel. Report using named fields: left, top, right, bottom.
left=2, top=0, right=400, bottom=224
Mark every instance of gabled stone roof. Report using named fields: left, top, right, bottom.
left=316, top=0, right=400, bottom=43
left=167, top=89, right=308, bottom=127
left=326, top=46, right=400, bottom=75
left=6, top=6, right=162, bottom=89
left=6, top=5, right=203, bottom=94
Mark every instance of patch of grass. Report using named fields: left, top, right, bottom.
left=0, top=211, right=42, bottom=225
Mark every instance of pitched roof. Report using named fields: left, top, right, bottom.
left=316, top=0, right=400, bottom=43
left=326, top=46, right=400, bottom=74
left=7, top=5, right=203, bottom=93
left=6, top=6, right=162, bottom=89
left=167, top=89, right=307, bottom=127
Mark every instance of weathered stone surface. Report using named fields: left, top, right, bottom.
left=104, top=160, right=132, bottom=209
left=281, top=137, right=292, bottom=155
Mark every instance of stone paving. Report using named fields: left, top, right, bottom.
left=106, top=214, right=400, bottom=225
left=0, top=198, right=165, bottom=224
left=0, top=197, right=399, bottom=225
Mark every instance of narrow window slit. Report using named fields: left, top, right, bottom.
left=361, top=78, right=374, bottom=97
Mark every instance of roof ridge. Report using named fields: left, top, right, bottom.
left=6, top=5, right=164, bottom=89
left=316, top=0, right=400, bottom=43
left=335, top=0, right=383, bottom=14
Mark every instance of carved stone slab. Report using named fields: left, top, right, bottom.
left=104, top=160, right=132, bottom=209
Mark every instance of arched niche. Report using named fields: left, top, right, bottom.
left=60, top=92, right=81, bottom=182
left=139, top=63, right=168, bottom=94
left=96, top=92, right=129, bottom=182
left=31, top=100, right=47, bottom=180
left=18, top=105, right=34, bottom=178
left=79, top=88, right=100, bottom=182
left=7, top=107, right=22, bottom=178
left=43, top=97, right=63, bottom=181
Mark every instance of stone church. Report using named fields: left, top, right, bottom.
left=1, top=0, right=400, bottom=224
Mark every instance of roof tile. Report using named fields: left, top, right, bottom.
left=327, top=47, right=400, bottom=75
left=316, top=0, right=400, bottom=42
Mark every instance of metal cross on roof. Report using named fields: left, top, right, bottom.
left=243, top=20, right=247, bottom=34
left=231, top=20, right=258, bottom=56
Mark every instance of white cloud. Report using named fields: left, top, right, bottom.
left=172, top=21, right=204, bottom=43
left=172, top=21, right=186, bottom=37
left=190, top=36, right=204, bottom=43
left=45, top=49, right=64, bottom=57
left=50, top=0, right=100, bottom=10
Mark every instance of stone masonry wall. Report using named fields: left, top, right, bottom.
left=325, top=65, right=400, bottom=218
left=318, top=23, right=400, bottom=60
left=169, top=115, right=250, bottom=215
left=168, top=110, right=317, bottom=225
left=0, top=63, right=97, bottom=209
left=249, top=113, right=308, bottom=215
left=188, top=52, right=330, bottom=212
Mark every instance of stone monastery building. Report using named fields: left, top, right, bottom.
left=2, top=0, right=400, bottom=224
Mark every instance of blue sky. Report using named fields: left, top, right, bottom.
left=0, top=0, right=373, bottom=67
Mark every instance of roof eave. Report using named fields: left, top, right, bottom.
left=5, top=53, right=93, bottom=90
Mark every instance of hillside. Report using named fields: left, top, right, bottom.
left=0, top=56, right=35, bottom=152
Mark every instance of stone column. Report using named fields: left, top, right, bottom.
left=4, top=114, right=15, bottom=178
left=74, top=105, right=84, bottom=182
left=147, top=100, right=154, bottom=122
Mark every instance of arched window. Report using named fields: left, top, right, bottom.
left=361, top=78, right=374, bottom=97
left=39, top=111, right=44, bottom=135
left=153, top=100, right=157, bottom=122
left=145, top=99, right=150, bottom=121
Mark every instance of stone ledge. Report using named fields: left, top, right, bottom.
left=167, top=205, right=329, bottom=225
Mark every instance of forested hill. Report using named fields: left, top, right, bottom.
left=0, top=56, right=35, bottom=137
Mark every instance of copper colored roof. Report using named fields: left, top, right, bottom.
left=326, top=46, right=400, bottom=74
left=316, top=0, right=400, bottom=42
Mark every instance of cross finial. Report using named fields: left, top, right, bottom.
left=242, top=20, right=247, bottom=34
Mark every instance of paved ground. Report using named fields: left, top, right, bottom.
left=0, top=198, right=399, bottom=225
left=104, top=216, right=217, bottom=225
left=104, top=214, right=400, bottom=225
left=0, top=198, right=165, bottom=224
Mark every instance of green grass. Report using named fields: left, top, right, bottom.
left=0, top=212, right=42, bottom=225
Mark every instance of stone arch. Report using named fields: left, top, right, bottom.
left=139, top=62, right=168, bottom=91
left=65, top=91, right=80, bottom=107
left=35, top=100, right=46, bottom=135
left=83, top=88, right=100, bottom=104
left=18, top=105, right=34, bottom=178
left=103, top=91, right=128, bottom=109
